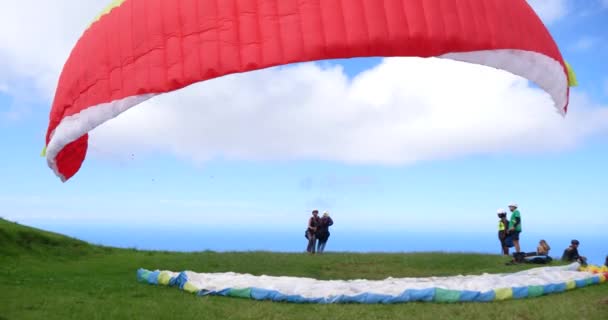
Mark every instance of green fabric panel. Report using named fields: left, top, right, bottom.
left=528, top=285, right=544, bottom=297
left=434, top=288, right=461, bottom=303
left=229, top=288, right=252, bottom=298
left=140, top=270, right=151, bottom=282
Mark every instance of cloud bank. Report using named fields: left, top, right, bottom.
left=89, top=57, right=608, bottom=166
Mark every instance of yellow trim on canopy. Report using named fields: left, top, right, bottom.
left=89, top=0, right=126, bottom=28
left=40, top=145, right=47, bottom=157
left=565, top=61, right=578, bottom=87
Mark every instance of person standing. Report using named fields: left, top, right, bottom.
left=508, top=203, right=522, bottom=253
left=306, top=210, right=320, bottom=254
left=497, top=209, right=510, bottom=255
left=316, top=211, right=334, bottom=253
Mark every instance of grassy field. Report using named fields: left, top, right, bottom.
left=1, top=218, right=607, bottom=319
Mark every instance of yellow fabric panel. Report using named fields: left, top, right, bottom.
left=494, top=288, right=513, bottom=300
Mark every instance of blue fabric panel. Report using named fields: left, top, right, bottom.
left=405, top=288, right=435, bottom=301
left=136, top=269, right=159, bottom=285
left=542, top=283, right=566, bottom=295
left=174, top=272, right=189, bottom=289
left=382, top=291, right=412, bottom=304
left=216, top=288, right=232, bottom=296
left=304, top=296, right=326, bottom=303
left=340, top=293, right=368, bottom=304
left=168, top=275, right=179, bottom=287
left=575, top=279, right=588, bottom=288
left=266, top=291, right=290, bottom=302
left=346, top=293, right=394, bottom=304
left=459, top=290, right=481, bottom=302
left=349, top=294, right=373, bottom=303
left=197, top=289, right=212, bottom=296
left=147, top=271, right=160, bottom=285
left=363, top=293, right=397, bottom=304
left=287, top=294, right=310, bottom=303
left=552, top=282, right=567, bottom=293
left=476, top=290, right=496, bottom=302
left=328, top=294, right=352, bottom=303
left=324, top=294, right=347, bottom=304
left=512, top=286, right=528, bottom=299
left=251, top=288, right=276, bottom=300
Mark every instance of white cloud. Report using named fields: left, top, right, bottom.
left=0, top=83, right=8, bottom=93
left=526, top=0, right=570, bottom=24
left=0, top=1, right=106, bottom=100
left=89, top=57, right=608, bottom=166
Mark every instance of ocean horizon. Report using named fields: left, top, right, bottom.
left=25, top=222, right=607, bottom=266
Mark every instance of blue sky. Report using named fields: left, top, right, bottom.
left=1, top=1, right=607, bottom=243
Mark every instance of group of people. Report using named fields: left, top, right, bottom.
left=497, top=202, right=599, bottom=266
left=305, top=209, right=334, bottom=254
left=496, top=203, right=522, bottom=255
left=299, top=204, right=602, bottom=264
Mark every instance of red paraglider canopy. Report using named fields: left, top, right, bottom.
left=44, top=0, right=573, bottom=182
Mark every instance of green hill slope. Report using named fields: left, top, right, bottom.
left=1, top=219, right=607, bottom=320
left=0, top=218, right=96, bottom=256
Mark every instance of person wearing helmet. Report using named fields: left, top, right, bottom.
left=508, top=203, right=522, bottom=253
left=497, top=209, right=510, bottom=255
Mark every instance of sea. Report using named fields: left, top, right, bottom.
left=31, top=222, right=608, bottom=266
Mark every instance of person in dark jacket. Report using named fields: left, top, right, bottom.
left=316, top=211, right=334, bottom=253
left=306, top=210, right=320, bottom=254
left=497, top=209, right=510, bottom=256
left=561, top=239, right=587, bottom=266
